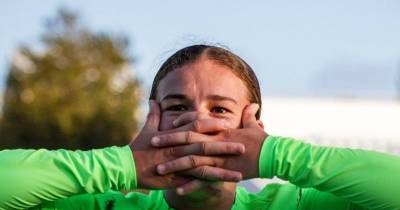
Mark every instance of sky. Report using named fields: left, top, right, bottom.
left=1, top=0, right=400, bottom=99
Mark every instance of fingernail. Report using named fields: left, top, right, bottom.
left=157, top=164, right=166, bottom=174
left=151, top=137, right=160, bottom=146
left=177, top=187, right=184, bottom=195
left=237, top=144, right=245, bottom=154
left=172, top=119, right=179, bottom=127
left=236, top=173, right=243, bottom=181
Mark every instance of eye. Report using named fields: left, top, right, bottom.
left=166, top=105, right=187, bottom=112
left=211, top=106, right=230, bottom=114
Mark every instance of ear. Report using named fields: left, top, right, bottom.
left=257, top=120, right=264, bottom=129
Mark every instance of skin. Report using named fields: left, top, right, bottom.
left=130, top=101, right=245, bottom=189
left=153, top=55, right=265, bottom=210
left=130, top=54, right=267, bottom=210
left=156, top=57, right=250, bottom=131
left=155, top=104, right=266, bottom=187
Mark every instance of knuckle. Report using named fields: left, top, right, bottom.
left=166, top=146, right=180, bottom=157
left=188, top=155, right=197, bottom=168
left=186, top=131, right=193, bottom=144
left=199, top=166, right=208, bottom=178
left=201, top=142, right=207, bottom=155
left=165, top=147, right=174, bottom=156
left=168, top=173, right=184, bottom=187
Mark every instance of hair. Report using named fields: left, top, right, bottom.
left=149, top=44, right=262, bottom=119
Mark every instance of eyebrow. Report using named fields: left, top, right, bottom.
left=160, top=94, right=188, bottom=101
left=160, top=94, right=237, bottom=104
left=207, top=95, right=238, bottom=104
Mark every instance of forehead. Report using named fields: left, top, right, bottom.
left=157, top=58, right=249, bottom=102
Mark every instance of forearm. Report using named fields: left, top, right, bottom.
left=0, top=146, right=136, bottom=210
left=259, top=135, right=400, bottom=210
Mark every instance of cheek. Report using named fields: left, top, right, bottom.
left=229, top=105, right=248, bottom=129
left=209, top=113, right=242, bottom=129
left=229, top=115, right=242, bottom=129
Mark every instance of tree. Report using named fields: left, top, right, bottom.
left=0, top=9, right=142, bottom=150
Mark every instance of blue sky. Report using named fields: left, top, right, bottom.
left=1, top=0, right=400, bottom=99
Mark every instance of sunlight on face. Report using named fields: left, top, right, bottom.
left=156, top=57, right=250, bottom=131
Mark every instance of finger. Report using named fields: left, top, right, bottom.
left=242, top=103, right=259, bottom=128
left=143, top=100, right=161, bottom=131
left=165, top=141, right=245, bottom=157
left=152, top=131, right=217, bottom=147
left=181, top=166, right=242, bottom=182
left=157, top=155, right=223, bottom=175
left=170, top=118, right=230, bottom=134
left=164, top=174, right=194, bottom=189
left=172, top=112, right=209, bottom=128
left=176, top=180, right=207, bottom=195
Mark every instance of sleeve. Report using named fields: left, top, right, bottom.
left=31, top=194, right=99, bottom=210
left=0, top=146, right=137, bottom=210
left=259, top=135, right=400, bottom=210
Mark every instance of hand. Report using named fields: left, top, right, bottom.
left=151, top=103, right=267, bottom=193
left=129, top=100, right=245, bottom=190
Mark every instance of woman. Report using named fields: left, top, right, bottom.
left=1, top=45, right=400, bottom=210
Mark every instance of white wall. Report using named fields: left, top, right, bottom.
left=261, top=97, right=400, bottom=153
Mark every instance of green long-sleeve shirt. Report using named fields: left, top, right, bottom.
left=1, top=136, right=399, bottom=210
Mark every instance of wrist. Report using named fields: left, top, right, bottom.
left=258, top=135, right=274, bottom=178
left=245, top=131, right=268, bottom=179
left=122, top=145, right=138, bottom=189
left=131, top=147, right=145, bottom=188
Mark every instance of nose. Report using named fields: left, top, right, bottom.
left=185, top=104, right=213, bottom=121
left=172, top=111, right=212, bottom=128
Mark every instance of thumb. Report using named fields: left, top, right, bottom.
left=144, top=100, right=161, bottom=131
left=242, top=103, right=259, bottom=128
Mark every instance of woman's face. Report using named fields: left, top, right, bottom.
left=156, top=57, right=250, bottom=130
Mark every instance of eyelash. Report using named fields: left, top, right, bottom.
left=164, top=105, right=232, bottom=114
left=165, top=105, right=187, bottom=112
left=211, top=106, right=231, bottom=114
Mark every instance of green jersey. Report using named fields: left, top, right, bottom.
left=1, top=136, right=399, bottom=210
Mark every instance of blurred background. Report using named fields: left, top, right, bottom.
left=1, top=0, right=400, bottom=190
